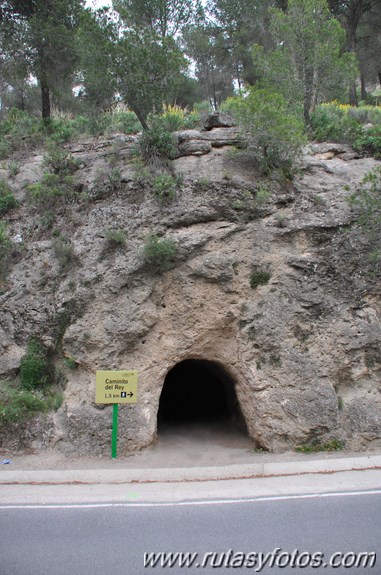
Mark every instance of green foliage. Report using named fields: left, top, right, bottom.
left=311, top=101, right=381, bottom=159
left=0, top=110, right=43, bottom=152
left=139, top=125, right=177, bottom=163
left=250, top=269, right=271, bottom=289
left=310, top=103, right=361, bottom=143
left=353, top=127, right=381, bottom=158
left=105, top=228, right=127, bottom=249
left=27, top=178, right=62, bottom=215
left=0, top=179, right=18, bottom=214
left=349, top=166, right=381, bottom=238
left=43, top=144, right=80, bottom=175
left=0, top=140, right=12, bottom=160
left=255, top=0, right=358, bottom=124
left=0, top=378, right=63, bottom=425
left=27, top=146, right=82, bottom=224
left=152, top=173, right=178, bottom=202
left=152, top=106, right=186, bottom=132
left=149, top=105, right=201, bottom=133
left=269, top=354, right=282, bottom=368
left=116, top=29, right=187, bottom=129
left=1, top=0, right=84, bottom=118
left=52, top=236, right=77, bottom=272
left=295, top=439, right=344, bottom=453
left=143, top=234, right=177, bottom=272
left=223, top=88, right=306, bottom=176
left=7, top=161, right=20, bottom=178
left=113, top=0, right=203, bottom=39
left=20, top=338, right=55, bottom=391
left=0, top=222, right=13, bottom=279
left=64, top=357, right=78, bottom=370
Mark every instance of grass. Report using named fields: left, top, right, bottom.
left=0, top=379, right=63, bottom=425
left=295, top=439, right=344, bottom=453
left=105, top=228, right=127, bottom=249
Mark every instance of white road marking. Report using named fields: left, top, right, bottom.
left=0, top=489, right=380, bottom=510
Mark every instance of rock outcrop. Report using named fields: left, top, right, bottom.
left=0, top=127, right=380, bottom=454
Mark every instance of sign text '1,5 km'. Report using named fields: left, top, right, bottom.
left=95, top=370, right=138, bottom=404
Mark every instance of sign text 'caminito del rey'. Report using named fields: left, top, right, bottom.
left=95, top=370, right=138, bottom=404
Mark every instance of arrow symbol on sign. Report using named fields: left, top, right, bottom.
left=127, top=392, right=133, bottom=398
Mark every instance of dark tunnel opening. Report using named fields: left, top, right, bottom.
left=157, top=359, right=247, bottom=435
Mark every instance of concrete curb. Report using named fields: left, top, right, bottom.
left=1, top=455, right=381, bottom=485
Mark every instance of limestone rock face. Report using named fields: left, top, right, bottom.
left=0, top=129, right=380, bottom=454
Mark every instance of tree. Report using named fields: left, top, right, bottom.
left=328, top=0, right=380, bottom=103
left=112, top=0, right=203, bottom=39
left=207, top=0, right=281, bottom=88
left=115, top=30, right=186, bottom=129
left=183, top=24, right=235, bottom=109
left=254, top=0, right=358, bottom=124
left=223, top=87, right=306, bottom=175
left=0, top=0, right=84, bottom=119
left=76, top=7, right=118, bottom=111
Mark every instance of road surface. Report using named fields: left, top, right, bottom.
left=1, top=490, right=380, bottom=574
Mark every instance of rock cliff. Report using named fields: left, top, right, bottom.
left=1, top=125, right=380, bottom=454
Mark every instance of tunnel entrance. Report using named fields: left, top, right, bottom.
left=157, top=359, right=247, bottom=436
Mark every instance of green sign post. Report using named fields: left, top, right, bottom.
left=95, top=370, right=138, bottom=459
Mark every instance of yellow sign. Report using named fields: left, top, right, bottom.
left=95, top=370, right=138, bottom=404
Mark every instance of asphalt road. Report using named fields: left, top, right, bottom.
left=1, top=491, right=380, bottom=575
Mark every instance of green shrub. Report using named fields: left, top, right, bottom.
left=44, top=118, right=75, bottom=144
left=250, top=269, right=271, bottom=289
left=310, top=102, right=361, bottom=143
left=349, top=166, right=381, bottom=237
left=151, top=105, right=186, bottom=133
left=0, top=222, right=13, bottom=279
left=152, top=173, right=178, bottom=202
left=0, top=379, right=63, bottom=425
left=105, top=228, right=127, bottom=248
left=7, top=161, right=20, bottom=178
left=140, top=126, right=177, bottom=163
left=0, top=179, right=18, bottom=214
left=64, top=357, right=78, bottom=370
left=20, top=338, right=55, bottom=391
left=27, top=177, right=63, bottom=212
left=43, top=144, right=80, bottom=175
left=143, top=235, right=177, bottom=272
left=353, top=127, right=381, bottom=158
left=0, top=139, right=12, bottom=160
left=0, top=109, right=43, bottom=151
left=106, top=110, right=141, bottom=134
left=52, top=236, right=77, bottom=272
left=222, top=88, right=306, bottom=177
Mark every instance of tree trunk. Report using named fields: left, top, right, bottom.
left=360, top=72, right=367, bottom=101
left=349, top=81, right=358, bottom=106
left=131, top=105, right=149, bottom=131
left=41, top=82, right=51, bottom=119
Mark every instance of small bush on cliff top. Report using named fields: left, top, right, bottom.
left=139, top=125, right=177, bottom=164
left=250, top=269, right=271, bottom=289
left=222, top=87, right=306, bottom=177
left=20, top=338, right=56, bottom=391
left=0, top=179, right=18, bottom=215
left=143, top=235, right=177, bottom=272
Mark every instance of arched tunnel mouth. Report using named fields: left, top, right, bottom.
left=157, top=359, right=248, bottom=438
